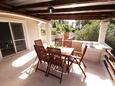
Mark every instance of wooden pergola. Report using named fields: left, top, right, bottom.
left=0, top=0, right=114, bottom=44
left=0, top=0, right=115, bottom=20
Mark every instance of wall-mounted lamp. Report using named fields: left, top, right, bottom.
left=48, top=6, right=53, bottom=14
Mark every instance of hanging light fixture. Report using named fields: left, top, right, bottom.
left=48, top=6, right=53, bottom=14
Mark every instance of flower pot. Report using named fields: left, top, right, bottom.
left=64, top=32, right=69, bottom=40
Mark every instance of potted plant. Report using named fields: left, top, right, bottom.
left=64, top=25, right=70, bottom=39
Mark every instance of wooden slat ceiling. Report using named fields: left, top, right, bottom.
left=0, top=0, right=115, bottom=20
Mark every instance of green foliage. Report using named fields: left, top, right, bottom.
left=105, top=23, right=115, bottom=55
left=63, top=24, right=70, bottom=32
left=56, top=24, right=65, bottom=33
left=51, top=20, right=115, bottom=55
left=51, top=28, right=56, bottom=35
left=75, top=20, right=100, bottom=41
left=72, top=29, right=76, bottom=33
left=81, top=20, right=92, bottom=26
left=51, top=20, right=72, bottom=33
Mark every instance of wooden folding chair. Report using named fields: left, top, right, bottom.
left=71, top=45, right=87, bottom=78
left=34, top=45, right=49, bottom=74
left=63, top=40, right=72, bottom=48
left=47, top=47, right=66, bottom=83
left=72, top=42, right=83, bottom=56
left=55, top=38, right=62, bottom=47
left=34, top=39, right=43, bottom=46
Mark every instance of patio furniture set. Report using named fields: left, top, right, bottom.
left=34, top=39, right=87, bottom=83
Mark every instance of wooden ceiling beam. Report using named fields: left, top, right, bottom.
left=0, top=1, right=114, bottom=20
left=37, top=12, right=114, bottom=20
left=0, top=5, right=43, bottom=20
left=28, top=4, right=115, bottom=14
left=15, top=0, right=107, bottom=9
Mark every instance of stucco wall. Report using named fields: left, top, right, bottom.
left=26, top=19, right=39, bottom=49
left=0, top=13, right=45, bottom=59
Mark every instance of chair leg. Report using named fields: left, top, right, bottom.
left=34, top=56, right=38, bottom=62
left=60, top=67, right=64, bottom=83
left=82, top=61, right=87, bottom=68
left=35, top=60, right=40, bottom=72
left=79, top=65, right=86, bottom=78
left=67, top=57, right=75, bottom=72
left=45, top=65, right=49, bottom=77
left=69, top=58, right=75, bottom=66
left=46, top=64, right=51, bottom=77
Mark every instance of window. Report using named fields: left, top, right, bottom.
left=11, top=23, right=24, bottom=40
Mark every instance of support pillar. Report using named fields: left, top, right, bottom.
left=46, top=22, right=52, bottom=44
left=98, top=20, right=109, bottom=43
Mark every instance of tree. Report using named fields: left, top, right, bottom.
left=75, top=20, right=100, bottom=41
left=105, top=21, right=115, bottom=55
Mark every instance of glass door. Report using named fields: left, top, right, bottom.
left=0, top=22, right=15, bottom=57
left=10, top=22, right=26, bottom=52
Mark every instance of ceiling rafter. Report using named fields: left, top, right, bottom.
left=27, top=4, right=115, bottom=14
left=0, top=4, right=42, bottom=20
left=0, top=0, right=115, bottom=20
left=15, top=0, right=107, bottom=9
left=37, top=12, right=114, bottom=20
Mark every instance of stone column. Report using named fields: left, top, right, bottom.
left=98, top=20, right=109, bottom=43
left=46, top=22, right=52, bottom=44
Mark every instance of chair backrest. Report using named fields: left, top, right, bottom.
left=34, top=39, right=43, bottom=46
left=63, top=40, right=72, bottom=47
left=72, top=42, right=83, bottom=52
left=34, top=45, right=48, bottom=62
left=47, top=47, right=62, bottom=66
left=79, top=45, right=87, bottom=63
left=55, top=38, right=62, bottom=47
left=64, top=32, right=69, bottom=40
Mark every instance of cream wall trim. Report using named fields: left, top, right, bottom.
left=0, top=11, right=48, bottom=23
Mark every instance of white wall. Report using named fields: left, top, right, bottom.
left=0, top=13, right=46, bottom=59
left=25, top=19, right=39, bottom=49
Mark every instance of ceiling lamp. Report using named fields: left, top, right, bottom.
left=48, top=6, right=53, bottom=14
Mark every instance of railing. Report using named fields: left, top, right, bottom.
left=104, top=49, right=115, bottom=82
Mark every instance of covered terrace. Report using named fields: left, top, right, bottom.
left=0, top=0, right=115, bottom=86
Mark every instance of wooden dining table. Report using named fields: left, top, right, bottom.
left=60, top=47, right=74, bottom=56
left=44, top=43, right=74, bottom=56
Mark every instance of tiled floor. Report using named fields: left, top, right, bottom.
left=0, top=50, right=114, bottom=86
